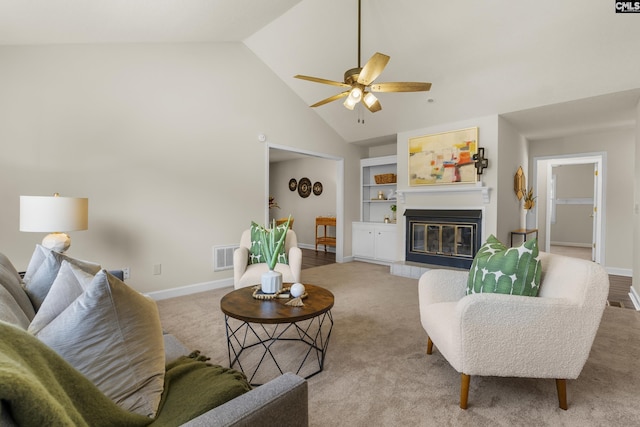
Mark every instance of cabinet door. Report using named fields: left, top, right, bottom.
left=352, top=224, right=375, bottom=258
left=374, top=226, right=397, bottom=262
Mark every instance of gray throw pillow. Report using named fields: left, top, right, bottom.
left=0, top=285, right=31, bottom=328
left=0, top=251, right=36, bottom=320
left=32, top=270, right=166, bottom=418
left=23, top=245, right=100, bottom=310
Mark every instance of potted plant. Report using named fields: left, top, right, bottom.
left=523, top=187, right=536, bottom=210
left=255, top=215, right=291, bottom=293
left=390, top=204, right=397, bottom=222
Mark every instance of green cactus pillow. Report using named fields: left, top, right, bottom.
left=248, top=222, right=289, bottom=266
left=466, top=235, right=542, bottom=297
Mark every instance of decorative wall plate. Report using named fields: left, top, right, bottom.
left=298, top=177, right=312, bottom=198
left=313, top=181, right=323, bottom=196
left=289, top=178, right=297, bottom=191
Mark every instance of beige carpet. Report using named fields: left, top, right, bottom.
left=156, top=262, right=640, bottom=426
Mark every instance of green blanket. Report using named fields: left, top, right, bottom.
left=0, top=321, right=151, bottom=427
left=0, top=321, right=252, bottom=426
left=151, top=351, right=252, bottom=427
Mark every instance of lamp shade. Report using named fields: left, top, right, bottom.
left=20, top=195, right=88, bottom=232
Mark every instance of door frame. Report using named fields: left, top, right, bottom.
left=265, top=142, right=345, bottom=263
left=533, top=152, right=605, bottom=265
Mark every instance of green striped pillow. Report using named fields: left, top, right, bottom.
left=466, top=235, right=542, bottom=297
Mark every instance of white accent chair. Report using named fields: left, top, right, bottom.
left=233, top=229, right=302, bottom=289
left=418, top=251, right=609, bottom=410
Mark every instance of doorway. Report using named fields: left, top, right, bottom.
left=266, top=143, right=344, bottom=263
left=533, top=153, right=605, bottom=264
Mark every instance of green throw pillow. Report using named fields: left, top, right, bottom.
left=248, top=222, right=288, bottom=266
left=466, top=235, right=542, bottom=297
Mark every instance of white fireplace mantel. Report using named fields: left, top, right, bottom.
left=396, top=183, right=491, bottom=204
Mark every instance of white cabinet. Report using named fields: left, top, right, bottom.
left=361, top=155, right=397, bottom=223
left=354, top=155, right=399, bottom=265
left=352, top=222, right=397, bottom=264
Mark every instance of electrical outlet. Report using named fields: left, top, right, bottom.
left=122, top=267, right=130, bottom=280
left=153, top=264, right=162, bottom=275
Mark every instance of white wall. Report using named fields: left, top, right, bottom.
left=0, top=43, right=367, bottom=293
left=269, top=157, right=337, bottom=247
left=497, top=117, right=529, bottom=244
left=529, top=127, right=635, bottom=272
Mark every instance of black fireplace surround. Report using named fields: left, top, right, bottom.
left=404, top=209, right=482, bottom=269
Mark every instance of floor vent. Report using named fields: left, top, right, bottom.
left=213, top=245, right=238, bottom=271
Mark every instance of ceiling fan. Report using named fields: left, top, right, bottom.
left=294, top=0, right=432, bottom=113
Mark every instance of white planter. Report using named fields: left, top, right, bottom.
left=261, top=270, right=283, bottom=294
left=526, top=209, right=536, bottom=230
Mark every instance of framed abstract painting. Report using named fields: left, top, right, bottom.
left=408, top=127, right=478, bottom=186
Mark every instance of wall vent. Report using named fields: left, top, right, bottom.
left=213, top=245, right=238, bottom=271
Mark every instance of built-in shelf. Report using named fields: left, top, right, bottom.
left=396, top=183, right=491, bottom=204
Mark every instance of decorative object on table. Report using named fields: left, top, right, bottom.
left=251, top=284, right=308, bottom=303
left=377, top=190, right=386, bottom=200
left=312, top=182, right=323, bottom=196
left=288, top=178, right=297, bottom=191
left=374, top=173, right=396, bottom=184
left=252, top=216, right=291, bottom=294
left=409, top=127, right=478, bottom=186
left=285, top=296, right=305, bottom=307
left=268, top=195, right=280, bottom=210
left=297, top=177, right=312, bottom=198
left=472, top=147, right=489, bottom=176
left=19, top=193, right=89, bottom=253
left=514, top=166, right=526, bottom=200
left=290, top=283, right=306, bottom=298
left=523, top=187, right=536, bottom=210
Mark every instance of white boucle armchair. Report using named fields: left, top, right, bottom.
left=233, top=229, right=302, bottom=289
left=418, top=251, right=609, bottom=410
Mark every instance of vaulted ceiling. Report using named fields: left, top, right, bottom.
left=2, top=0, right=639, bottom=145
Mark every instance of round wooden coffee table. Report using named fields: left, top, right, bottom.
left=220, top=284, right=334, bottom=385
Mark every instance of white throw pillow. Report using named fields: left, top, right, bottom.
left=28, top=260, right=95, bottom=336
left=32, top=270, right=166, bottom=417
left=23, top=245, right=100, bottom=310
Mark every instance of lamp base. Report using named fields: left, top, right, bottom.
left=42, top=232, right=71, bottom=253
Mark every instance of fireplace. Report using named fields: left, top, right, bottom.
left=404, top=209, right=482, bottom=269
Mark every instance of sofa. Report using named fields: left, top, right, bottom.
left=0, top=247, right=308, bottom=426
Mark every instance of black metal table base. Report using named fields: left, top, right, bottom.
left=224, top=311, right=333, bottom=386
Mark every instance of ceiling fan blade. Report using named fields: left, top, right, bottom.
left=370, top=82, right=432, bottom=92
left=357, top=52, right=390, bottom=86
left=294, top=74, right=352, bottom=88
left=310, top=91, right=350, bottom=107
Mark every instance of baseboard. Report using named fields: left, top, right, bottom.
left=298, top=242, right=336, bottom=253
left=605, top=267, right=632, bottom=277
left=146, top=277, right=233, bottom=301
left=550, top=241, right=592, bottom=248
left=629, top=286, right=640, bottom=311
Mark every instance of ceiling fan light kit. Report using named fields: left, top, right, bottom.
left=294, top=0, right=431, bottom=116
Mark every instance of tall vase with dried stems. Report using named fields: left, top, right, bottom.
left=256, top=215, right=291, bottom=294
